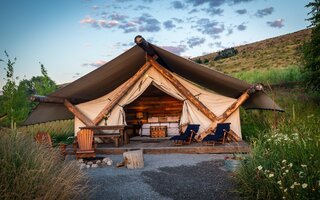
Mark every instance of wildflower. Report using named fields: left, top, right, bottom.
left=294, top=182, right=300, bottom=186
left=269, top=173, right=274, bottom=178
left=302, top=183, right=308, bottom=188
left=301, top=164, right=307, bottom=168
left=277, top=181, right=282, bottom=185
left=290, top=184, right=295, bottom=189
left=284, top=188, right=287, bottom=192
left=257, top=165, right=263, bottom=171
left=299, top=171, right=304, bottom=178
left=285, top=170, right=289, bottom=173
left=282, top=160, right=286, bottom=163
left=283, top=172, right=286, bottom=175
left=288, top=163, right=293, bottom=168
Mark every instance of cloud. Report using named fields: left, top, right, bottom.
left=134, top=5, right=150, bottom=10
left=188, top=8, right=198, bottom=14
left=80, top=16, right=99, bottom=28
left=186, top=0, right=225, bottom=7
left=161, top=45, right=187, bottom=55
left=186, top=0, right=253, bottom=7
left=136, top=14, right=161, bottom=32
left=171, top=1, right=187, bottom=9
left=208, top=41, right=225, bottom=49
left=204, top=7, right=224, bottom=16
left=99, top=19, right=119, bottom=28
left=195, top=18, right=225, bottom=36
left=118, top=21, right=137, bottom=33
left=171, top=17, right=184, bottom=23
left=255, top=7, right=274, bottom=18
left=82, top=60, right=107, bottom=68
left=187, top=37, right=205, bottom=48
left=163, top=20, right=176, bottom=30
left=92, top=5, right=99, bottom=10
left=235, top=9, right=247, bottom=14
left=108, top=13, right=128, bottom=22
left=237, top=23, right=247, bottom=31
left=267, top=19, right=284, bottom=28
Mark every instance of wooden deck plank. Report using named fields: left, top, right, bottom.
left=66, top=139, right=250, bottom=155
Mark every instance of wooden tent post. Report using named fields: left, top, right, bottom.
left=148, top=57, right=218, bottom=122
left=93, top=62, right=152, bottom=125
left=30, top=96, right=96, bottom=126
left=63, top=99, right=95, bottom=126
left=195, top=84, right=264, bottom=141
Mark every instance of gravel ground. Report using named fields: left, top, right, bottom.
left=80, top=154, right=240, bottom=200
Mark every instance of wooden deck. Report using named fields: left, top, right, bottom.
left=67, top=136, right=250, bottom=155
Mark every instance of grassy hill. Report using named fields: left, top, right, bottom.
left=194, top=29, right=311, bottom=74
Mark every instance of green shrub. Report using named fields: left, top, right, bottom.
left=19, top=120, right=74, bottom=145
left=0, top=129, right=91, bottom=199
left=236, top=114, right=320, bottom=199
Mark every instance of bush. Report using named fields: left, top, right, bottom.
left=0, top=129, right=91, bottom=199
left=18, top=120, right=74, bottom=146
left=236, top=115, right=320, bottom=199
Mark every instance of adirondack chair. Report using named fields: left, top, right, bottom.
left=34, top=132, right=53, bottom=147
left=75, top=129, right=96, bottom=159
left=202, top=123, right=231, bottom=145
left=170, top=124, right=200, bottom=145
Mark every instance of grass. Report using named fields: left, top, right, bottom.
left=194, top=29, right=311, bottom=74
left=19, top=120, right=74, bottom=145
left=0, top=129, right=91, bottom=199
left=237, top=87, right=320, bottom=199
left=232, top=65, right=303, bottom=85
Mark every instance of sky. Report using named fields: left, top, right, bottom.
left=0, top=0, right=312, bottom=89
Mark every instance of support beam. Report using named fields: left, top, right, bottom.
left=30, top=95, right=86, bottom=104
left=63, top=99, right=95, bottom=126
left=148, top=57, right=218, bottom=122
left=195, top=84, right=264, bottom=141
left=93, top=62, right=152, bottom=125
left=30, top=95, right=64, bottom=104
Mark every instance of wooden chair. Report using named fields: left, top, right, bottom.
left=34, top=132, right=53, bottom=147
left=75, top=129, right=96, bottom=159
left=202, top=123, right=231, bottom=145
left=170, top=124, right=200, bottom=145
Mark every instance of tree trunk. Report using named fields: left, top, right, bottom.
left=123, top=149, right=144, bottom=169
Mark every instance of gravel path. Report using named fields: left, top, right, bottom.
left=83, top=154, right=240, bottom=200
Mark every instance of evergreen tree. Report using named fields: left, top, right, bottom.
left=303, top=1, right=320, bottom=93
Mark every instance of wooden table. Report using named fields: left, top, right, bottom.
left=79, top=125, right=128, bottom=147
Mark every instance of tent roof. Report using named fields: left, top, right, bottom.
left=24, top=44, right=283, bottom=125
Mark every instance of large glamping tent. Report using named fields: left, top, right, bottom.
left=25, top=36, right=283, bottom=141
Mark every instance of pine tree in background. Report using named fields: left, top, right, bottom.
left=303, top=0, right=320, bottom=94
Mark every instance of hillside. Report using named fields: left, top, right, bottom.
left=194, top=29, right=312, bottom=74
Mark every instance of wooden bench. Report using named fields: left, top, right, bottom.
left=94, top=134, right=121, bottom=147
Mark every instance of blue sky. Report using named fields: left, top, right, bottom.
left=0, top=0, right=311, bottom=89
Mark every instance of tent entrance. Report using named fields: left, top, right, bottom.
left=124, top=85, right=183, bottom=137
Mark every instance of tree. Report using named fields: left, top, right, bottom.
left=0, top=51, right=18, bottom=128
left=30, top=63, right=57, bottom=96
left=303, top=1, right=320, bottom=93
left=0, top=52, right=57, bottom=128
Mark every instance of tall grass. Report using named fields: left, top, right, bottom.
left=237, top=88, right=320, bottom=199
left=19, top=120, right=74, bottom=145
left=232, top=65, right=303, bottom=85
left=0, top=129, right=91, bottom=199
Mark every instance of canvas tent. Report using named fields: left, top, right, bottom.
left=25, top=42, right=283, bottom=140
